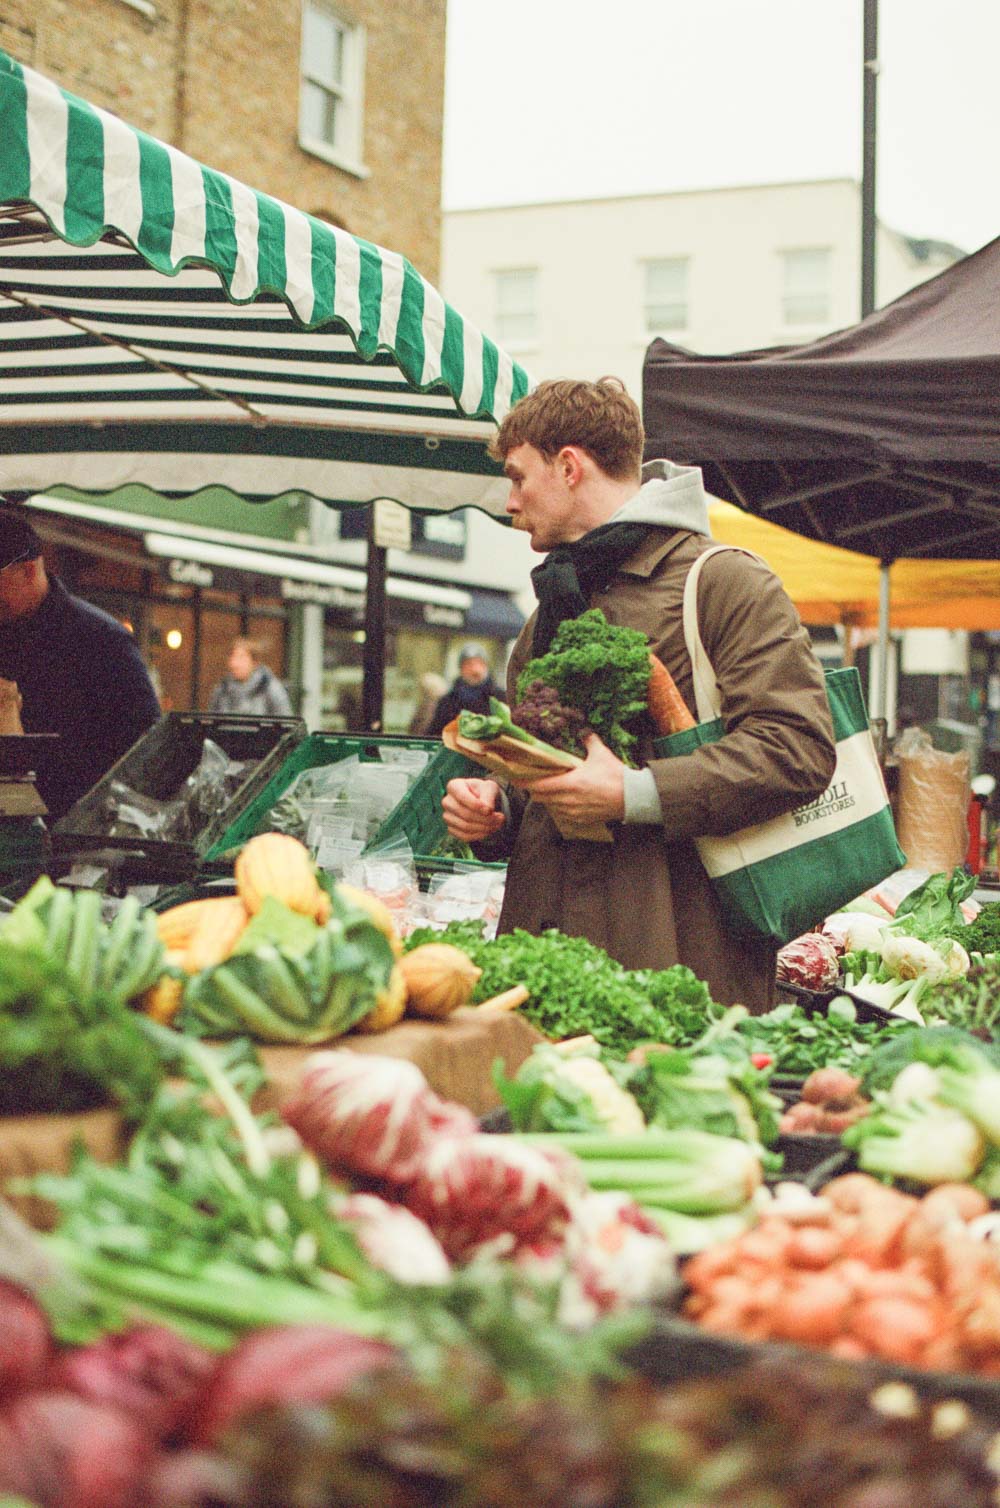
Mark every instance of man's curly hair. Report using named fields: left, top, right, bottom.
left=489, top=377, right=643, bottom=481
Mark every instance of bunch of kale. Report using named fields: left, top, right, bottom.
left=510, top=681, right=592, bottom=758
left=515, top=610, right=650, bottom=764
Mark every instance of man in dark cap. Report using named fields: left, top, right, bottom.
left=425, top=641, right=505, bottom=739
left=0, top=504, right=161, bottom=821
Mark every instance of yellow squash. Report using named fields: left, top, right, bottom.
left=353, top=963, right=408, bottom=1033
left=398, top=942, right=482, bottom=1019
left=182, top=895, right=250, bottom=973
left=235, top=832, right=327, bottom=923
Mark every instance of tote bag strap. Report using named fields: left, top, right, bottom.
left=681, top=544, right=761, bottom=723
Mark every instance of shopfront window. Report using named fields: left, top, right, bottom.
left=147, top=599, right=195, bottom=712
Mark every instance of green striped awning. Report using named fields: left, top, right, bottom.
left=0, top=51, right=531, bottom=515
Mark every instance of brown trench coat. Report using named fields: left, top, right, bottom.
left=483, top=530, right=837, bottom=1014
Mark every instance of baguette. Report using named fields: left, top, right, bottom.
left=647, top=652, right=696, bottom=734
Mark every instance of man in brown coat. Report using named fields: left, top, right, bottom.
left=441, top=379, right=836, bottom=1012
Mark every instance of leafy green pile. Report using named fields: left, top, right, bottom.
left=405, top=922, right=719, bottom=1055
left=631, top=1038, right=782, bottom=1152
left=892, top=866, right=978, bottom=941
left=920, top=954, right=1000, bottom=1036
left=0, top=945, right=162, bottom=1116
left=736, top=998, right=911, bottom=1077
left=516, top=609, right=651, bottom=764
left=858, top=1022, right=1000, bottom=1094
left=961, top=901, right=1000, bottom=957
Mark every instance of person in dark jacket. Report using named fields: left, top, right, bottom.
left=208, top=637, right=293, bottom=717
left=425, top=642, right=505, bottom=739
left=0, top=506, right=162, bottom=821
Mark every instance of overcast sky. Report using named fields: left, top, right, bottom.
left=443, top=0, right=1000, bottom=255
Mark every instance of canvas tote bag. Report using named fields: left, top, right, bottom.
left=652, top=545, right=905, bottom=943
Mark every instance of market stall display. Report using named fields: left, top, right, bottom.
left=6, top=803, right=1000, bottom=1463
left=4, top=846, right=1000, bottom=1501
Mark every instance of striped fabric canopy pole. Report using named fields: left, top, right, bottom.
left=0, top=50, right=531, bottom=516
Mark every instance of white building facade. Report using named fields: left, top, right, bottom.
left=443, top=178, right=961, bottom=401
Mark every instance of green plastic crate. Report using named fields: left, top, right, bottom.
left=204, top=732, right=504, bottom=880
left=370, top=744, right=506, bottom=879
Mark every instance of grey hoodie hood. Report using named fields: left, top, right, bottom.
left=608, top=458, right=711, bottom=536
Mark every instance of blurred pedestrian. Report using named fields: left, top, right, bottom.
left=426, top=643, right=504, bottom=738
left=208, top=637, right=292, bottom=716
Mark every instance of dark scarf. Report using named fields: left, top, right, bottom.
left=529, top=521, right=650, bottom=655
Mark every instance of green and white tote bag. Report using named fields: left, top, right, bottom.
left=653, top=546, right=905, bottom=943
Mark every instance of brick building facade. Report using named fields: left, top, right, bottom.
left=0, top=0, right=446, bottom=280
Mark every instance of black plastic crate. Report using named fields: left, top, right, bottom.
left=50, top=712, right=305, bottom=875
left=774, top=1135, right=851, bottom=1186
left=836, top=987, right=897, bottom=1025
left=777, top=977, right=894, bottom=1027
left=625, top=1310, right=1000, bottom=1418
left=774, top=979, right=837, bottom=1011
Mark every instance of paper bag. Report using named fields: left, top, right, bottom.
left=442, top=720, right=613, bottom=843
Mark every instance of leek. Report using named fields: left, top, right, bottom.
left=515, top=1129, right=762, bottom=1215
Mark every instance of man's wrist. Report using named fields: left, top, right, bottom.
left=622, top=766, right=663, bottom=824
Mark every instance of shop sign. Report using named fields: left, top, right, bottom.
left=167, top=557, right=214, bottom=587
left=281, top=578, right=365, bottom=610
left=422, top=603, right=465, bottom=628
left=372, top=498, right=412, bottom=552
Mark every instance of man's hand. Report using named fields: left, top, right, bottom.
left=528, top=734, right=626, bottom=823
left=442, top=777, right=505, bottom=842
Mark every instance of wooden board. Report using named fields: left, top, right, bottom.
left=0, top=1105, right=127, bottom=1229
left=255, top=1006, right=544, bottom=1118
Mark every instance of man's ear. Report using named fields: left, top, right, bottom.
left=557, top=446, right=587, bottom=488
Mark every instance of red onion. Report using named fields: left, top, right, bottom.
left=0, top=1279, right=51, bottom=1402
left=191, top=1325, right=396, bottom=1447
left=0, top=1389, right=154, bottom=1508
left=48, top=1324, right=216, bottom=1442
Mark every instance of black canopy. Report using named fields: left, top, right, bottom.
left=642, top=237, right=1000, bottom=562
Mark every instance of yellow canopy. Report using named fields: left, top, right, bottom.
left=708, top=500, right=1000, bottom=629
